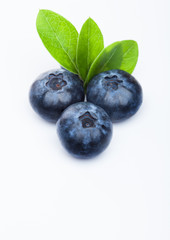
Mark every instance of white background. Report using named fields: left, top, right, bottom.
left=0, top=0, right=170, bottom=239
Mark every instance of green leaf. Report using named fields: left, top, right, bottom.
left=76, top=17, right=104, bottom=80
left=85, top=41, right=122, bottom=84
left=85, top=40, right=138, bottom=86
left=119, top=40, right=138, bottom=74
left=36, top=9, right=79, bottom=74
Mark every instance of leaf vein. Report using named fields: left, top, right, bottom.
left=41, top=11, right=77, bottom=72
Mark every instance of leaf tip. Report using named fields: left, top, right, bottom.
left=37, top=9, right=45, bottom=15
left=36, top=9, right=45, bottom=23
left=131, top=40, right=138, bottom=48
left=88, top=17, right=96, bottom=24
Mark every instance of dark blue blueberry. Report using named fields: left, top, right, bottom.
left=57, top=102, right=113, bottom=159
left=86, top=69, right=143, bottom=122
left=29, top=69, right=85, bottom=122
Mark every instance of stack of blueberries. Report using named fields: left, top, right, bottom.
left=29, top=68, right=142, bottom=159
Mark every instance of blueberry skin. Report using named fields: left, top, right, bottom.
left=57, top=102, right=113, bottom=159
left=86, top=70, right=143, bottom=122
left=29, top=69, right=85, bottom=122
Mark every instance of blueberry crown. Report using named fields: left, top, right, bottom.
left=104, top=75, right=123, bottom=90
left=47, top=73, right=67, bottom=90
left=79, top=111, right=97, bottom=128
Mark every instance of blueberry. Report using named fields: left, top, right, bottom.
left=57, top=102, right=113, bottom=159
left=86, top=69, right=142, bottom=122
left=29, top=69, right=85, bottom=122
